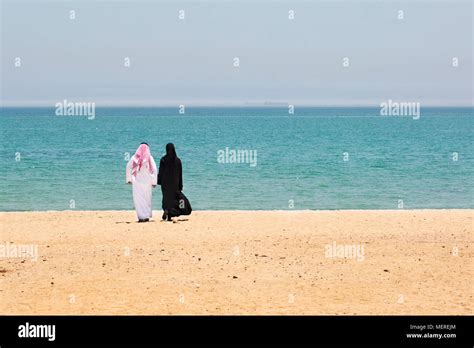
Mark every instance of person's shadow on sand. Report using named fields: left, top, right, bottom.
left=114, top=218, right=188, bottom=224
left=115, top=221, right=157, bottom=224
left=159, top=218, right=189, bottom=223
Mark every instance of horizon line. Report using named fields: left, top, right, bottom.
left=1, top=104, right=473, bottom=108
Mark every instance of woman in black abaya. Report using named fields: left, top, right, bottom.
left=158, top=143, right=183, bottom=221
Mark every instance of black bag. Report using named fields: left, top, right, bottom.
left=169, top=191, right=192, bottom=217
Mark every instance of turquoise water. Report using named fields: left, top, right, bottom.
left=0, top=107, right=472, bottom=211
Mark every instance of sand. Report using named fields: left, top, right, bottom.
left=0, top=210, right=472, bottom=315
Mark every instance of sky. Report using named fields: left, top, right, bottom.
left=0, top=0, right=472, bottom=106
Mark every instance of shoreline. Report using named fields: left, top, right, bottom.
left=1, top=210, right=472, bottom=315
left=1, top=208, right=473, bottom=213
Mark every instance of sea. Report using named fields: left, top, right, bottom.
left=0, top=106, right=472, bottom=211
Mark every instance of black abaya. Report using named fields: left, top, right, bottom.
left=158, top=150, right=183, bottom=217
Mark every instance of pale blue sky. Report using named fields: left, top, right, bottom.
left=1, top=0, right=472, bottom=106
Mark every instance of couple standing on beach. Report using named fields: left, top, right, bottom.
left=126, top=143, right=191, bottom=223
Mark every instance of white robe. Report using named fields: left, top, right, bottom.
left=126, top=155, right=158, bottom=220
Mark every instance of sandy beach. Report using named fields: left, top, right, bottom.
left=0, top=210, right=472, bottom=315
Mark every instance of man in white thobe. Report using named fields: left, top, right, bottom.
left=126, top=143, right=157, bottom=222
